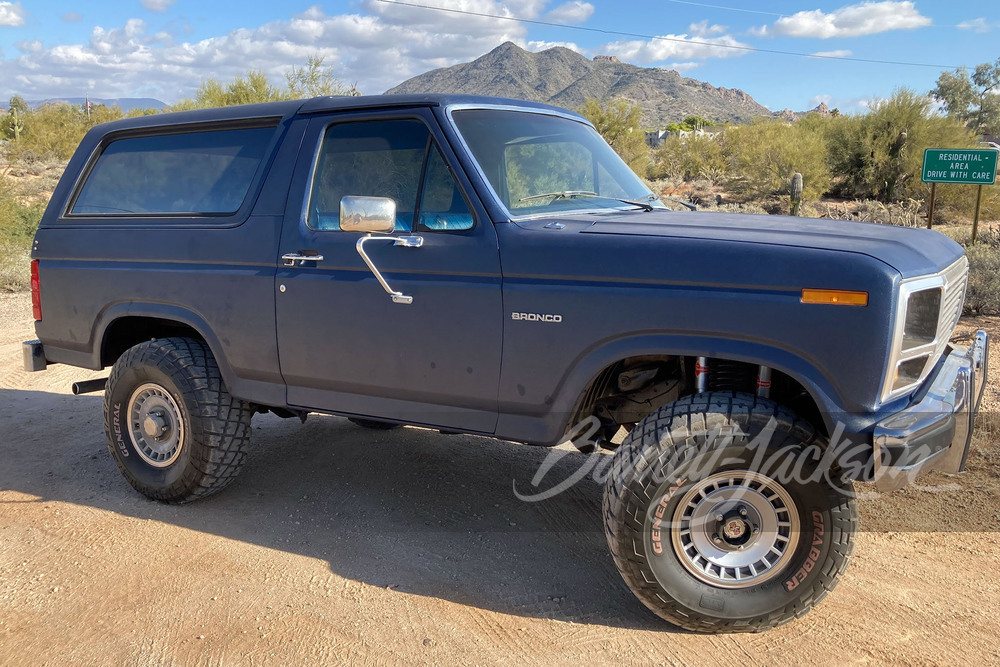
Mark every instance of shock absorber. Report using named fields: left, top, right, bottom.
left=695, top=356, right=708, bottom=393
left=756, top=365, right=772, bottom=398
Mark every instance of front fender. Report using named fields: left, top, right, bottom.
left=495, top=332, right=847, bottom=446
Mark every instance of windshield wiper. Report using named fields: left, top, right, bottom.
left=519, top=190, right=598, bottom=202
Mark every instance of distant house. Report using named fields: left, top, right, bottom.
left=646, top=126, right=724, bottom=148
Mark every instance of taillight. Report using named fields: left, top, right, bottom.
left=30, top=260, right=41, bottom=321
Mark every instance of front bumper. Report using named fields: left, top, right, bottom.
left=872, top=330, right=989, bottom=492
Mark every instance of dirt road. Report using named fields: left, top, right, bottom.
left=1, top=291, right=998, bottom=665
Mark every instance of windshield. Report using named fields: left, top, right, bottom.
left=451, top=109, right=662, bottom=217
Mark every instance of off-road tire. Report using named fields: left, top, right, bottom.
left=103, top=337, right=253, bottom=503
left=603, top=392, right=857, bottom=632
left=348, top=418, right=402, bottom=430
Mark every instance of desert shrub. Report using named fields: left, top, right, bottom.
left=0, top=177, right=44, bottom=291
left=962, top=229, right=1000, bottom=315
left=695, top=201, right=769, bottom=215
left=579, top=98, right=651, bottom=176
left=724, top=118, right=830, bottom=201
left=820, top=198, right=925, bottom=227
left=826, top=90, right=979, bottom=205
left=651, top=134, right=727, bottom=183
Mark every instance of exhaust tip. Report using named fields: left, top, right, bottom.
left=72, top=378, right=107, bottom=395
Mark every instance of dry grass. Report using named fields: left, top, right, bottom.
left=0, top=242, right=31, bottom=292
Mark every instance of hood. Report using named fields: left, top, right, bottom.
left=513, top=210, right=963, bottom=279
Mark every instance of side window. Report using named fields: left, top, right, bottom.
left=308, top=119, right=429, bottom=232
left=308, top=118, right=474, bottom=233
left=416, top=146, right=474, bottom=231
left=72, top=126, right=275, bottom=216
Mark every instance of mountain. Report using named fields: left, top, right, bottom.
left=26, top=97, right=167, bottom=112
left=386, top=42, right=772, bottom=128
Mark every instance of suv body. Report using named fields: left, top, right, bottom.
left=23, top=94, right=989, bottom=631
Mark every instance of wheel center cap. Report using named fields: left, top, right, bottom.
left=723, top=519, right=747, bottom=540
left=143, top=412, right=167, bottom=438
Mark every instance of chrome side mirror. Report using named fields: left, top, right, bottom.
left=340, top=196, right=396, bottom=234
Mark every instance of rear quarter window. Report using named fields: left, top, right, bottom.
left=70, top=125, right=276, bottom=216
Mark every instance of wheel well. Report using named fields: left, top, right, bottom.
left=100, top=317, right=205, bottom=367
left=570, top=355, right=828, bottom=440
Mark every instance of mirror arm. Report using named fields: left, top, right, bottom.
left=355, top=234, right=423, bottom=305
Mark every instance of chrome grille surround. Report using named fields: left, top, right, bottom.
left=880, top=256, right=969, bottom=405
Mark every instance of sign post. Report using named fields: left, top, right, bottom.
left=921, top=148, right=998, bottom=241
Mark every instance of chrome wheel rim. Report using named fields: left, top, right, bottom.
left=664, top=471, right=800, bottom=589
left=128, top=383, right=184, bottom=468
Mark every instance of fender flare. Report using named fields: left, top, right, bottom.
left=545, top=332, right=848, bottom=440
left=92, top=301, right=238, bottom=391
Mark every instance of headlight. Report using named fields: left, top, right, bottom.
left=881, top=258, right=968, bottom=404
left=901, top=287, right=941, bottom=350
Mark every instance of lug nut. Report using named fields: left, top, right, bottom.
left=712, top=535, right=722, bottom=543
left=739, top=506, right=748, bottom=517
left=752, top=525, right=760, bottom=535
left=715, top=514, right=725, bottom=522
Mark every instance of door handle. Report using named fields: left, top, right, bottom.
left=282, top=251, right=324, bottom=266
left=356, top=234, right=423, bottom=304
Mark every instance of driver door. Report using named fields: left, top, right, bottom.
left=274, top=110, right=503, bottom=433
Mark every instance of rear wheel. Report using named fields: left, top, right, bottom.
left=603, top=392, right=856, bottom=632
left=103, top=337, right=252, bottom=503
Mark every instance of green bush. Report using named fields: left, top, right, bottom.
left=963, top=235, right=1000, bottom=315
left=651, top=134, right=726, bottom=183
left=0, top=176, right=44, bottom=291
left=724, top=118, right=831, bottom=201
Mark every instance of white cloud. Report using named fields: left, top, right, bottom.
left=597, top=30, right=748, bottom=65
left=0, top=1, right=25, bottom=27
left=958, top=18, right=995, bottom=33
left=545, top=1, right=593, bottom=23
left=15, top=39, right=41, bottom=53
left=688, top=20, right=727, bottom=38
left=752, top=1, right=930, bottom=39
left=0, top=2, right=541, bottom=101
left=141, top=0, right=175, bottom=12
left=811, top=49, right=852, bottom=58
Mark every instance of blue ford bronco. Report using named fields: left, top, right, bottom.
left=23, top=94, right=989, bottom=632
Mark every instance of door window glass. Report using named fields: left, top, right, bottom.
left=309, top=119, right=428, bottom=232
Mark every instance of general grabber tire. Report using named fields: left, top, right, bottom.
left=348, top=418, right=402, bottom=430
left=103, top=337, right=253, bottom=503
left=603, top=392, right=857, bottom=632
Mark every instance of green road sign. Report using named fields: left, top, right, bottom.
left=922, top=148, right=998, bottom=185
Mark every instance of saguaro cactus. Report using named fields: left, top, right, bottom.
left=8, top=107, right=23, bottom=141
left=790, top=172, right=803, bottom=216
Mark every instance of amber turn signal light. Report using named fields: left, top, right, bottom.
left=801, top=289, right=868, bottom=306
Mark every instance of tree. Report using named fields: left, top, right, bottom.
left=8, top=95, right=28, bottom=116
left=172, top=70, right=287, bottom=110
left=286, top=56, right=359, bottom=98
left=578, top=98, right=650, bottom=176
left=932, top=60, right=1000, bottom=136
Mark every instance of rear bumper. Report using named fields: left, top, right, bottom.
left=872, top=330, right=989, bottom=492
left=22, top=339, right=47, bottom=372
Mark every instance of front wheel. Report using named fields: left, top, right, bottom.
left=603, top=392, right=856, bottom=632
left=103, top=337, right=253, bottom=503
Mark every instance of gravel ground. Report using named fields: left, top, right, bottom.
left=1, top=291, right=998, bottom=665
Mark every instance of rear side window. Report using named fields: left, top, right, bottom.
left=71, top=125, right=275, bottom=216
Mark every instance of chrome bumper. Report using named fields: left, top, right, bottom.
left=873, top=330, right=989, bottom=492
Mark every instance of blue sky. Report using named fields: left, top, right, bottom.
left=0, top=1, right=996, bottom=116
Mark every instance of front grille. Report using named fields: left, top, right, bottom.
left=937, top=257, right=968, bottom=358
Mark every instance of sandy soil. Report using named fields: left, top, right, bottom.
left=1, top=291, right=998, bottom=665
